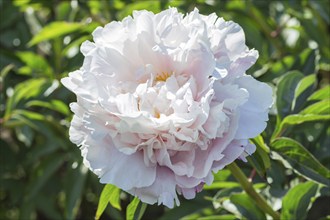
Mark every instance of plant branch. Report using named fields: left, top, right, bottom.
left=227, top=162, right=281, bottom=219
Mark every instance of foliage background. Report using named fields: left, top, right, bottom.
left=0, top=0, right=329, bottom=219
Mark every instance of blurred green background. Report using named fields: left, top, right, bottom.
left=0, top=0, right=329, bottom=219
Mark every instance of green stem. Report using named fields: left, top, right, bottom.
left=227, top=162, right=281, bottom=219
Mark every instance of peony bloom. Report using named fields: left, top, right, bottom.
left=61, top=8, right=272, bottom=208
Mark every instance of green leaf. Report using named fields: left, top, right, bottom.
left=281, top=181, right=320, bottom=220
left=294, top=74, right=317, bottom=101
left=4, top=78, right=54, bottom=118
left=300, top=99, right=330, bottom=115
left=203, top=182, right=240, bottom=190
left=229, top=193, right=266, bottom=220
left=308, top=85, right=330, bottom=101
left=272, top=114, right=330, bottom=139
left=257, top=55, right=295, bottom=82
left=8, top=110, right=46, bottom=130
left=35, top=193, right=62, bottom=220
left=251, top=135, right=270, bottom=153
left=248, top=135, right=271, bottom=176
left=16, top=51, right=53, bottom=77
left=4, top=109, right=69, bottom=151
left=64, top=163, right=88, bottom=220
left=291, top=48, right=319, bottom=76
left=28, top=21, right=83, bottom=46
left=15, top=124, right=34, bottom=146
left=197, top=215, right=237, bottom=220
left=271, top=137, right=330, bottom=186
left=180, top=207, right=217, bottom=220
left=276, top=71, right=304, bottom=119
left=0, top=63, right=14, bottom=79
left=95, top=184, right=121, bottom=220
left=117, top=1, right=160, bottom=20
left=61, top=35, right=90, bottom=57
left=159, top=198, right=211, bottom=220
left=126, top=197, right=147, bottom=220
left=292, top=74, right=317, bottom=112
left=213, top=169, right=231, bottom=182
left=25, top=154, right=65, bottom=201
left=26, top=100, right=70, bottom=116
left=247, top=147, right=270, bottom=177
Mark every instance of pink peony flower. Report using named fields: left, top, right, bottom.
left=61, top=8, right=272, bottom=208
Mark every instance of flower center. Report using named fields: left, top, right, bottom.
left=155, top=72, right=172, bottom=82
left=154, top=108, right=161, bottom=118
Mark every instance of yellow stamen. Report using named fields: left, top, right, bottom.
left=154, top=108, right=160, bottom=118
left=155, top=71, right=172, bottom=82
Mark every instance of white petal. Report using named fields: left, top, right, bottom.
left=212, top=140, right=245, bottom=172
left=234, top=76, right=273, bottom=139
left=83, top=135, right=156, bottom=190
left=235, top=75, right=273, bottom=111
left=235, top=109, right=269, bottom=139
left=128, top=166, right=179, bottom=208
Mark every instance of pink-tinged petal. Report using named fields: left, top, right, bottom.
left=212, top=140, right=246, bottom=172
left=133, top=10, right=155, bottom=34
left=223, top=21, right=247, bottom=59
left=212, top=80, right=249, bottom=110
left=201, top=102, right=226, bottom=139
left=80, top=40, right=96, bottom=56
left=128, top=166, right=179, bottom=208
left=239, top=143, right=256, bottom=162
left=187, top=107, right=239, bottom=179
left=115, top=93, right=139, bottom=116
left=92, top=21, right=126, bottom=45
left=235, top=109, right=269, bottom=139
left=180, top=188, right=196, bottom=200
left=84, top=135, right=156, bottom=190
left=111, top=132, right=142, bottom=155
left=192, top=147, right=224, bottom=179
left=175, top=175, right=202, bottom=188
left=61, top=70, right=83, bottom=93
left=234, top=75, right=273, bottom=139
left=68, top=103, right=86, bottom=146
left=225, top=49, right=259, bottom=82
left=173, top=41, right=215, bottom=91
left=155, top=148, right=195, bottom=176
left=179, top=181, right=205, bottom=200
left=235, top=75, right=273, bottom=111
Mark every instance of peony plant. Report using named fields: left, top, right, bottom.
left=62, top=8, right=272, bottom=209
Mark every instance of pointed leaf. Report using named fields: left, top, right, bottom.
left=308, top=85, right=330, bottom=101
left=26, top=100, right=70, bottom=116
left=276, top=71, right=304, bottom=119
left=248, top=135, right=271, bottom=175
left=292, top=74, right=317, bottom=112
left=126, top=197, right=147, bottom=220
left=95, top=184, right=121, bottom=220
left=203, top=182, right=240, bottom=190
left=300, top=99, right=330, bottom=115
left=25, top=154, right=65, bottom=201
left=272, top=114, right=330, bottom=139
left=64, top=163, right=88, bottom=220
left=271, top=137, right=330, bottom=186
left=4, top=78, right=54, bottom=118
left=229, top=193, right=266, bottom=220
left=28, top=21, right=83, bottom=46
left=251, top=135, right=270, bottom=153
left=16, top=51, right=53, bottom=77
left=291, top=49, right=319, bottom=76
left=281, top=181, right=320, bottom=220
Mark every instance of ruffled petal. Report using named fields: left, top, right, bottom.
left=128, top=167, right=180, bottom=208
left=84, top=135, right=156, bottom=190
